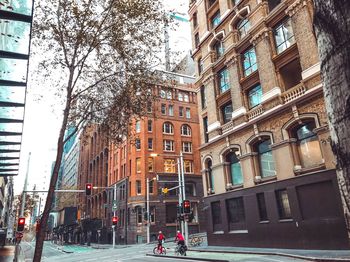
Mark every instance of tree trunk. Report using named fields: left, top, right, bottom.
left=313, top=0, right=350, bottom=238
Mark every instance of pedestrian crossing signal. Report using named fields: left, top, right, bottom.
left=112, top=216, right=118, bottom=225
left=17, top=217, right=25, bottom=232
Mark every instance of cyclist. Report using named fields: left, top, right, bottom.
left=175, top=230, right=186, bottom=254
left=157, top=231, right=165, bottom=252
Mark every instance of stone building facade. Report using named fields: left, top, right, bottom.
left=189, top=0, right=348, bottom=249
left=108, top=79, right=206, bottom=244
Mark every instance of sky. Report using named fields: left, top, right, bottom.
left=14, top=0, right=191, bottom=202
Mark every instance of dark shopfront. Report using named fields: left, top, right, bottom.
left=205, top=169, right=349, bottom=249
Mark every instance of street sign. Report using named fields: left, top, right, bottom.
left=112, top=206, right=117, bottom=211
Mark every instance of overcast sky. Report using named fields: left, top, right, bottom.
left=14, top=0, right=191, bottom=199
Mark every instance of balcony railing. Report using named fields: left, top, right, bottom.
left=247, top=105, right=264, bottom=120
left=282, top=83, right=306, bottom=103
left=221, top=121, right=234, bottom=134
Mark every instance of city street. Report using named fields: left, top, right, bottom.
left=18, top=241, right=310, bottom=262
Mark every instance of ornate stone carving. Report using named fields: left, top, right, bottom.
left=250, top=27, right=270, bottom=46
left=286, top=0, right=310, bottom=17
left=203, top=74, right=215, bottom=86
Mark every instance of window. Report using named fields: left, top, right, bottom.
left=200, top=86, right=206, bottom=109
left=221, top=102, right=233, bottom=124
left=242, top=47, right=258, bottom=77
left=148, top=157, right=154, bottom=172
left=164, top=159, right=176, bottom=173
left=268, top=0, right=281, bottom=12
left=193, top=12, right=198, bottom=28
left=203, top=117, right=209, bottom=143
left=248, top=84, right=262, bottom=109
left=168, top=105, right=174, bottom=116
left=182, top=142, right=192, bottom=153
left=179, top=106, right=184, bottom=117
left=147, top=101, right=152, bottom=113
left=135, top=139, right=141, bottom=150
left=214, top=41, right=224, bottom=58
left=178, top=93, right=183, bottom=101
left=211, top=201, right=221, bottom=231
left=198, top=58, right=203, bottom=75
left=276, top=189, right=292, bottom=219
left=167, top=91, right=172, bottom=100
left=257, top=193, right=268, bottom=221
left=218, top=67, right=230, bottom=93
left=226, top=197, right=246, bottom=230
left=136, top=180, right=141, bottom=195
left=195, top=33, right=200, bottom=48
left=181, top=124, right=192, bottom=136
left=147, top=120, right=152, bottom=132
left=136, top=206, right=142, bottom=223
left=184, top=160, right=193, bottom=173
left=161, top=104, right=166, bottom=115
left=211, top=10, right=221, bottom=28
left=225, top=151, right=243, bottom=185
left=163, top=122, right=174, bottom=134
left=255, top=138, right=276, bottom=178
left=163, top=140, right=174, bottom=151
left=149, top=180, right=154, bottom=194
left=160, top=90, right=166, bottom=98
left=135, top=120, right=141, bottom=133
left=136, top=158, right=141, bottom=173
left=292, top=122, right=323, bottom=168
left=186, top=108, right=191, bottom=119
left=150, top=206, right=156, bottom=223
left=274, top=19, right=295, bottom=54
left=185, top=183, right=195, bottom=196
left=148, top=138, right=153, bottom=150
left=184, top=94, right=189, bottom=102
left=237, top=18, right=251, bottom=38
left=206, top=159, right=214, bottom=191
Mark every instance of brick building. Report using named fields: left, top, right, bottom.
left=108, top=76, right=206, bottom=244
left=189, top=0, right=348, bottom=249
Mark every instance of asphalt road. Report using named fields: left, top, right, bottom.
left=20, top=241, right=310, bottom=262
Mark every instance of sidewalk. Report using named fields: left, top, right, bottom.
left=189, top=245, right=350, bottom=261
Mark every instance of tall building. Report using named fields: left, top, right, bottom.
left=108, top=74, right=205, bottom=244
left=189, top=0, right=348, bottom=249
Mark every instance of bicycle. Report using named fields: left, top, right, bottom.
left=189, top=236, right=203, bottom=247
left=153, top=245, right=166, bottom=255
left=174, top=243, right=187, bottom=256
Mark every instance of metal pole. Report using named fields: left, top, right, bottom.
left=177, top=158, right=184, bottom=235
left=113, top=184, right=116, bottom=249
left=146, top=177, right=150, bottom=243
left=179, top=151, right=188, bottom=245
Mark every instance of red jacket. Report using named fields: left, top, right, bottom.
left=175, top=232, right=184, bottom=241
left=158, top=233, right=165, bottom=241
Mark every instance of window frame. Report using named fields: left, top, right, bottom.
left=274, top=18, right=295, bottom=54
left=182, top=142, right=193, bottom=153
left=242, top=47, right=258, bottom=77
left=181, top=124, right=192, bottom=136
left=163, top=122, right=174, bottom=134
left=163, top=140, right=175, bottom=152
left=221, top=102, right=233, bottom=124
left=218, top=67, right=230, bottom=93
left=247, top=84, right=262, bottom=109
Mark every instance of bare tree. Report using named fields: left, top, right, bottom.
left=313, top=0, right=350, bottom=237
left=31, top=0, right=166, bottom=260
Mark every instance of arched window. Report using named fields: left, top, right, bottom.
left=237, top=18, right=250, bottom=38
left=205, top=159, right=214, bottom=193
left=225, top=151, right=243, bottom=185
left=291, top=121, right=322, bottom=168
left=181, top=124, right=192, bottom=136
left=163, top=122, right=174, bottom=134
left=214, top=40, right=224, bottom=59
left=253, top=138, right=276, bottom=178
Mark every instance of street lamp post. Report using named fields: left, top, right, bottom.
left=112, top=183, right=117, bottom=249
left=146, top=177, right=150, bottom=243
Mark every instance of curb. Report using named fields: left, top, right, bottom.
left=146, top=253, right=229, bottom=262
left=188, top=249, right=350, bottom=262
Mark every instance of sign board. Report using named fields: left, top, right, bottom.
left=112, top=206, right=117, bottom=211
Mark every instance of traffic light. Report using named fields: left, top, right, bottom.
left=112, top=216, right=118, bottom=225
left=183, top=200, right=191, bottom=214
left=85, top=183, right=92, bottom=196
left=17, top=217, right=25, bottom=232
left=162, top=187, right=168, bottom=194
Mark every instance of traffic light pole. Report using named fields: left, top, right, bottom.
left=146, top=177, right=150, bottom=243
left=179, top=151, right=189, bottom=246
left=113, top=183, right=117, bottom=249
left=177, top=158, right=184, bottom=236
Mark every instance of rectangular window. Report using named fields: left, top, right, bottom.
left=221, top=102, right=233, bottom=123
left=135, top=120, right=141, bottom=133
left=169, top=105, right=174, bottom=116
left=136, top=158, right=141, bottom=173
left=243, top=47, right=258, bottom=77
left=193, top=12, right=198, bottom=28
left=195, top=33, right=200, bottom=48
left=211, top=201, right=222, bottom=231
left=137, top=207, right=142, bottom=223
left=198, top=58, right=203, bottom=75
left=149, top=180, right=154, bottom=194
left=182, top=142, right=192, bottom=153
left=136, top=180, right=141, bottom=195
left=218, top=67, right=230, bottom=93
left=163, top=140, right=174, bottom=151
left=226, top=197, right=246, bottom=231
left=186, top=108, right=191, bottom=118
left=135, top=138, right=141, bottom=150
left=161, top=104, right=166, bottom=115
left=164, top=159, right=176, bottom=173
left=148, top=138, right=153, bottom=150
left=179, top=106, right=184, bottom=117
left=147, top=120, right=152, bottom=132
left=150, top=206, right=156, bottom=223
left=200, top=86, right=206, bottom=109
left=184, top=160, right=193, bottom=173
left=257, top=193, right=268, bottom=221
left=276, top=189, right=292, bottom=219
left=203, top=117, right=209, bottom=143
left=274, top=19, right=295, bottom=54
left=248, top=85, right=262, bottom=109
left=148, top=157, right=154, bottom=172
left=211, top=10, right=221, bottom=28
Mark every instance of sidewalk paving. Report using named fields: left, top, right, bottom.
left=190, top=245, right=350, bottom=261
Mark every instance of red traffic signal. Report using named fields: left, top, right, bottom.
left=112, top=216, right=118, bottom=225
left=17, top=217, right=25, bottom=232
left=85, top=183, right=92, bottom=196
left=183, top=200, right=191, bottom=214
